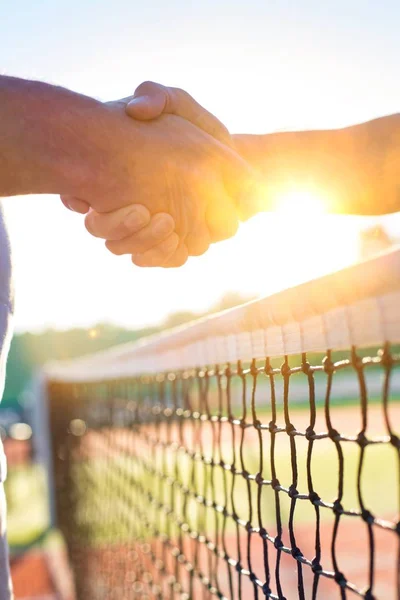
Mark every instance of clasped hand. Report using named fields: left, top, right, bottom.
left=61, top=82, right=260, bottom=268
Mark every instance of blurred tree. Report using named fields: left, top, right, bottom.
left=3, top=323, right=156, bottom=408
left=210, top=291, right=255, bottom=312
left=162, top=311, right=197, bottom=329
left=3, top=292, right=253, bottom=408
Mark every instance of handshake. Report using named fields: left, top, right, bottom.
left=61, top=81, right=264, bottom=268
left=4, top=74, right=399, bottom=266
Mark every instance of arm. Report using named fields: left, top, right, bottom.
left=234, top=114, right=400, bottom=215
left=123, top=85, right=399, bottom=216
left=61, top=81, right=235, bottom=214
left=124, top=92, right=400, bottom=219
left=86, top=85, right=398, bottom=267
left=0, top=76, right=181, bottom=260
left=2, top=76, right=255, bottom=267
left=0, top=75, right=107, bottom=198
left=85, top=85, right=400, bottom=269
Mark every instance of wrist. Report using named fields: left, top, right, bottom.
left=74, top=99, right=145, bottom=209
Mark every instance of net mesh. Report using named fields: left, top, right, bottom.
left=48, top=346, right=400, bottom=600
left=44, top=249, right=400, bottom=600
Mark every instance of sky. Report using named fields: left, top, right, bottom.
left=1, top=0, right=400, bottom=332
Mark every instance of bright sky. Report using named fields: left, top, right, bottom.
left=1, top=0, right=400, bottom=332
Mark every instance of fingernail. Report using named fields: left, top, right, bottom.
left=154, top=216, right=173, bottom=236
left=127, top=97, right=141, bottom=107
left=60, top=196, right=72, bottom=211
left=127, top=95, right=150, bottom=108
left=126, top=208, right=148, bottom=230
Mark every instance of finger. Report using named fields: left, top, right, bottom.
left=185, top=226, right=211, bottom=257
left=162, top=241, right=189, bottom=268
left=85, top=205, right=152, bottom=240
left=126, top=81, right=232, bottom=147
left=131, top=232, right=180, bottom=267
left=60, top=195, right=90, bottom=214
left=126, top=82, right=166, bottom=120
left=105, top=213, right=175, bottom=255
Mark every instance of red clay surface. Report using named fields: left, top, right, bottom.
left=78, top=402, right=400, bottom=460
left=11, top=548, right=76, bottom=600
left=73, top=519, right=399, bottom=600
left=51, top=402, right=400, bottom=598
left=11, top=551, right=55, bottom=599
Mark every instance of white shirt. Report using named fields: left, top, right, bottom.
left=0, top=203, right=13, bottom=482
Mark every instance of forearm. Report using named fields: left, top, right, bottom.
left=234, top=114, right=400, bottom=215
left=0, top=76, right=111, bottom=197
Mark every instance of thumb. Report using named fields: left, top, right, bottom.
left=126, top=86, right=166, bottom=121
left=126, top=81, right=233, bottom=147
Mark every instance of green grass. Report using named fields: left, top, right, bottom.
left=5, top=464, right=50, bottom=549
left=245, top=430, right=398, bottom=525
left=65, top=401, right=399, bottom=548
left=5, top=397, right=398, bottom=551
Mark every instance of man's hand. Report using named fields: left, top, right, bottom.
left=84, top=204, right=179, bottom=267
left=75, top=82, right=262, bottom=267
left=125, top=81, right=233, bottom=148
left=61, top=82, right=238, bottom=266
left=62, top=80, right=233, bottom=219
left=61, top=98, right=258, bottom=266
left=59, top=79, right=400, bottom=269
left=126, top=92, right=400, bottom=222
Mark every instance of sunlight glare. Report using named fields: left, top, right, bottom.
left=233, top=185, right=360, bottom=300
left=275, top=190, right=327, bottom=218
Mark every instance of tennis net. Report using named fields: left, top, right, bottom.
left=44, top=247, right=400, bottom=600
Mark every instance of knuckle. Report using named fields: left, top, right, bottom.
left=131, top=255, right=146, bottom=267
left=132, top=255, right=150, bottom=267
left=165, top=244, right=188, bottom=268
left=105, top=240, right=124, bottom=256
left=187, top=237, right=209, bottom=257
left=162, top=232, right=179, bottom=254
left=172, top=86, right=188, bottom=99
left=169, top=87, right=192, bottom=111
left=166, top=259, right=184, bottom=268
left=110, top=206, right=151, bottom=240
left=132, top=252, right=165, bottom=268
left=129, top=240, right=151, bottom=254
left=204, top=120, right=231, bottom=144
left=114, top=220, right=132, bottom=239
left=213, top=218, right=239, bottom=242
left=176, top=255, right=188, bottom=267
left=195, top=112, right=209, bottom=128
left=151, top=214, right=175, bottom=239
left=84, top=213, right=97, bottom=236
left=226, top=219, right=239, bottom=238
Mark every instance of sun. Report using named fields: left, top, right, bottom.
left=232, top=185, right=359, bottom=299
left=274, top=189, right=328, bottom=218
